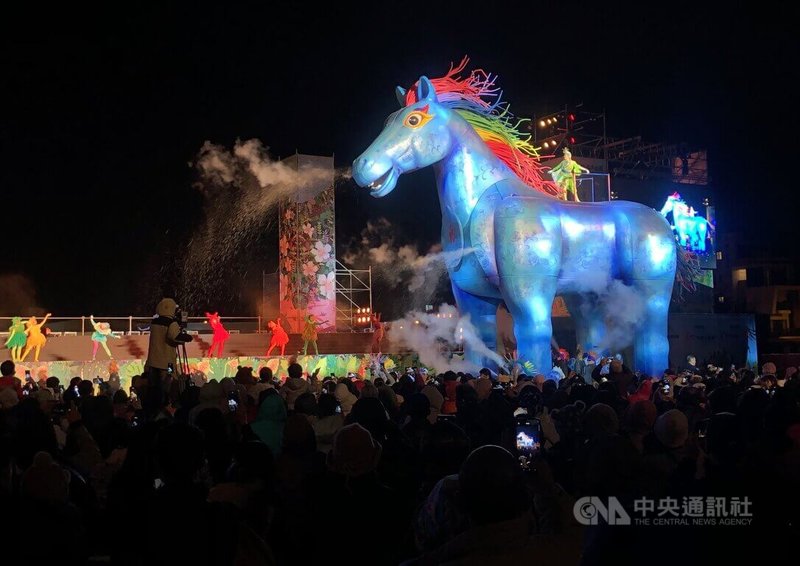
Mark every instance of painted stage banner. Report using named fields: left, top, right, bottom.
left=12, top=354, right=422, bottom=392
left=278, top=155, right=336, bottom=333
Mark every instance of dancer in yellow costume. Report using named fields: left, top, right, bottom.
left=549, top=147, right=590, bottom=202
left=302, top=314, right=328, bottom=356
left=21, top=313, right=52, bottom=362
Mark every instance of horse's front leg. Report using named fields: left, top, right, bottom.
left=501, top=277, right=558, bottom=375
left=451, top=283, right=501, bottom=369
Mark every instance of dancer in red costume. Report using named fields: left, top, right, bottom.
left=370, top=313, right=385, bottom=353
left=266, top=319, right=289, bottom=356
left=205, top=312, right=230, bottom=358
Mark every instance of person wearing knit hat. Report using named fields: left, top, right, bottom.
left=188, top=379, right=225, bottom=424
left=0, top=387, right=19, bottom=409
left=475, top=377, right=493, bottom=401
left=654, top=409, right=689, bottom=449
left=334, top=382, right=357, bottom=416
left=251, top=393, right=287, bottom=457
left=623, top=400, right=657, bottom=454
left=32, top=387, right=55, bottom=407
left=421, top=383, right=444, bottom=424
left=583, top=403, right=619, bottom=438
left=21, top=451, right=70, bottom=504
left=359, top=380, right=379, bottom=399
left=327, top=423, right=382, bottom=478
left=282, top=373, right=309, bottom=411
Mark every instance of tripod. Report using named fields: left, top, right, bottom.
left=176, top=341, right=190, bottom=377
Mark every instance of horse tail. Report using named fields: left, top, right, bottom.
left=674, top=243, right=701, bottom=301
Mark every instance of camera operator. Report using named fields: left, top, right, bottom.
left=143, top=297, right=191, bottom=419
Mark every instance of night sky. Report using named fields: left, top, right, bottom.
left=1, top=3, right=795, bottom=316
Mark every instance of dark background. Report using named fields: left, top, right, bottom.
left=1, top=2, right=795, bottom=315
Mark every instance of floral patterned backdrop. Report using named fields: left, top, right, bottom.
left=278, top=160, right=336, bottom=333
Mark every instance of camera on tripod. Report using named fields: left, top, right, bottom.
left=173, top=306, right=193, bottom=344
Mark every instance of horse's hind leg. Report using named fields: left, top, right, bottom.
left=633, top=279, right=672, bottom=377
left=452, top=284, right=501, bottom=368
left=501, top=277, right=558, bottom=375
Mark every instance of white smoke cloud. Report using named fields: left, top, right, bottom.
left=180, top=139, right=341, bottom=310
left=594, top=280, right=648, bottom=354
left=343, top=218, right=468, bottom=304
left=387, top=304, right=507, bottom=373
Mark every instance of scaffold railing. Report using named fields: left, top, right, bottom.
left=335, top=260, right=372, bottom=332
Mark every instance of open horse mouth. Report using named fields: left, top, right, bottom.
left=367, top=168, right=394, bottom=192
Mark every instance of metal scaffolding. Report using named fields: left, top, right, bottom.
left=334, top=260, right=373, bottom=331
left=531, top=104, right=708, bottom=185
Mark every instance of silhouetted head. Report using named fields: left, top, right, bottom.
left=0, top=360, right=14, bottom=377
left=458, top=445, right=528, bottom=525
left=288, top=363, right=303, bottom=380
left=156, top=422, right=205, bottom=484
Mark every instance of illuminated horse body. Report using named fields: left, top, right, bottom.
left=660, top=193, right=711, bottom=252
left=353, top=62, right=676, bottom=376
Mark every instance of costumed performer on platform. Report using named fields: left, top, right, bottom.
left=266, top=319, right=289, bottom=357
left=5, top=316, right=27, bottom=362
left=302, top=314, right=327, bottom=356
left=370, top=313, right=385, bottom=354
left=21, top=313, right=51, bottom=362
left=549, top=147, right=590, bottom=202
left=205, top=311, right=230, bottom=358
left=90, top=315, right=120, bottom=360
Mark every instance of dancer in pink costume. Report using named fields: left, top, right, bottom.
left=205, top=312, right=230, bottom=358
left=266, top=319, right=289, bottom=356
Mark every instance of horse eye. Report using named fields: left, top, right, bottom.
left=404, top=111, right=428, bottom=128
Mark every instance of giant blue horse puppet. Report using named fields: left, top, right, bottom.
left=352, top=60, right=679, bottom=376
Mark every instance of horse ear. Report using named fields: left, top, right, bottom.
left=416, top=76, right=438, bottom=103
left=395, top=86, right=407, bottom=107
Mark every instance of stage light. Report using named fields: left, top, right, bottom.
left=569, top=113, right=575, bottom=121
left=569, top=136, right=576, bottom=144
left=539, top=120, right=546, bottom=128
left=415, top=320, right=420, bottom=324
left=543, top=141, right=550, bottom=148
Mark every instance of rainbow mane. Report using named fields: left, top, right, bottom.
left=403, top=57, right=561, bottom=197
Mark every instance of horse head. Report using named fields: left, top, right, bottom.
left=352, top=76, right=454, bottom=197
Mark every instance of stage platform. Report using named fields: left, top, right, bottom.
left=4, top=331, right=388, bottom=363
left=4, top=332, right=418, bottom=389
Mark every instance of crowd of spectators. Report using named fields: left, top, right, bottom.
left=0, top=353, right=798, bottom=565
